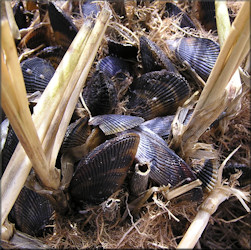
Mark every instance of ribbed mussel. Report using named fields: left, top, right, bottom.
left=167, top=37, right=220, bottom=81
left=9, top=186, right=54, bottom=237
left=140, top=36, right=177, bottom=73
left=82, top=71, right=118, bottom=116
left=48, top=2, right=78, bottom=49
left=69, top=132, right=140, bottom=204
left=127, top=69, right=191, bottom=120
left=21, top=57, right=55, bottom=93
left=87, top=114, right=217, bottom=198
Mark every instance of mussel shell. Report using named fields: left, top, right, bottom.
left=140, top=36, right=177, bottom=73
left=141, top=115, right=175, bottom=140
left=9, top=186, right=54, bottom=237
left=61, top=116, right=91, bottom=153
left=108, top=39, right=138, bottom=60
left=48, top=2, right=78, bottom=48
left=18, top=24, right=52, bottom=49
left=1, top=124, right=19, bottom=176
left=36, top=46, right=66, bottom=69
left=69, top=132, right=140, bottom=204
left=194, top=1, right=216, bottom=31
left=82, top=0, right=100, bottom=19
left=163, top=2, right=196, bottom=29
left=127, top=69, right=191, bottom=120
left=82, top=71, right=118, bottom=116
left=13, top=0, right=29, bottom=29
left=192, top=159, right=218, bottom=192
left=88, top=114, right=144, bottom=135
left=96, top=56, right=133, bottom=79
left=21, top=57, right=55, bottom=93
left=129, top=125, right=198, bottom=188
left=169, top=37, right=220, bottom=81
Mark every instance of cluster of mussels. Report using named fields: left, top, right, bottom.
left=2, top=0, right=225, bottom=238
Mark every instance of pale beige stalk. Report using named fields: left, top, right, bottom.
left=180, top=1, right=250, bottom=158
left=48, top=8, right=111, bottom=168
left=1, top=20, right=60, bottom=190
left=1, top=7, right=111, bottom=231
left=177, top=146, right=250, bottom=249
left=1, top=1, right=20, bottom=39
left=177, top=2, right=250, bottom=248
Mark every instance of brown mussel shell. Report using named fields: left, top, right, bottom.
left=69, top=132, right=140, bottom=204
left=48, top=2, right=78, bottom=49
left=168, top=37, right=220, bottom=81
left=21, top=57, right=55, bottom=93
left=82, top=71, right=118, bottom=116
left=18, top=23, right=53, bottom=49
left=9, top=186, right=54, bottom=237
left=194, top=1, right=216, bottom=31
left=140, top=36, right=177, bottom=73
left=61, top=116, right=91, bottom=153
left=36, top=45, right=65, bottom=69
left=88, top=114, right=145, bottom=135
left=127, top=69, right=191, bottom=120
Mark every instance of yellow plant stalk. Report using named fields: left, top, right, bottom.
left=1, top=1, right=20, bottom=39
left=180, top=1, right=250, bottom=158
left=177, top=2, right=250, bottom=248
left=44, top=8, right=111, bottom=168
left=1, top=20, right=60, bottom=189
left=1, top=7, right=111, bottom=232
left=177, top=146, right=250, bottom=249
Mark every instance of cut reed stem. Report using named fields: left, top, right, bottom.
left=180, top=1, right=250, bottom=158
left=1, top=19, right=60, bottom=190
left=177, top=146, right=250, bottom=249
left=1, top=7, right=111, bottom=231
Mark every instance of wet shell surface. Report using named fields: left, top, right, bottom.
left=127, top=69, right=191, bottom=120
left=9, top=186, right=54, bottom=237
left=21, top=57, right=55, bottom=93
left=13, top=0, right=29, bottom=29
left=69, top=132, right=140, bottom=204
left=168, top=37, right=220, bottom=81
left=36, top=46, right=66, bottom=69
left=82, top=71, right=118, bottom=116
left=140, top=36, right=177, bottom=73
